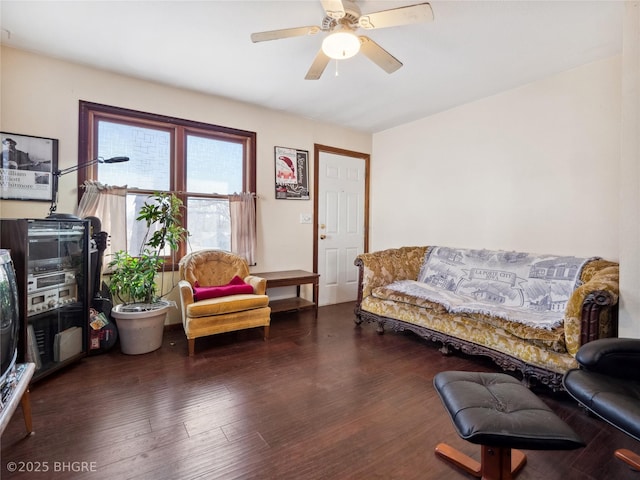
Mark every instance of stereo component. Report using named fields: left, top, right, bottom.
left=27, top=270, right=75, bottom=293
left=27, top=285, right=77, bottom=316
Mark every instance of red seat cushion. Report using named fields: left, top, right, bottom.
left=193, top=276, right=254, bottom=301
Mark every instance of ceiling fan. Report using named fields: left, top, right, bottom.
left=250, top=0, right=434, bottom=80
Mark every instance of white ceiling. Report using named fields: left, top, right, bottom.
left=0, top=1, right=624, bottom=133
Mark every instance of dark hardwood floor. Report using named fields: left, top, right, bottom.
left=1, top=302, right=638, bottom=479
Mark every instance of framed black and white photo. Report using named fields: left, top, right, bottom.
left=274, top=146, right=309, bottom=200
left=1, top=132, right=58, bottom=201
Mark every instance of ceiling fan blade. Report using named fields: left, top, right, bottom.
left=305, top=49, right=331, bottom=80
left=358, top=36, right=403, bottom=74
left=359, top=2, right=434, bottom=30
left=251, top=26, right=321, bottom=43
left=320, top=0, right=346, bottom=19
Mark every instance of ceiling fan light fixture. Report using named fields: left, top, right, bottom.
left=322, top=30, right=360, bottom=60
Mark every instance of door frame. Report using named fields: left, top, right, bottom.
left=313, top=143, right=370, bottom=277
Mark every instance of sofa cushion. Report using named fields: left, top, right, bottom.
left=184, top=306, right=271, bottom=338
left=187, top=294, right=270, bottom=317
left=371, top=285, right=566, bottom=351
left=193, top=276, right=254, bottom=301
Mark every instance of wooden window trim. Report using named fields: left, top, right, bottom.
left=78, top=100, right=256, bottom=196
left=78, top=100, right=257, bottom=264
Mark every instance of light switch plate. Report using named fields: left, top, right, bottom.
left=300, top=213, right=312, bottom=224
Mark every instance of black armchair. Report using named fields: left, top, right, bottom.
left=563, top=337, right=640, bottom=470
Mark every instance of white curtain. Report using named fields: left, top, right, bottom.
left=229, top=192, right=256, bottom=266
left=76, top=180, right=128, bottom=272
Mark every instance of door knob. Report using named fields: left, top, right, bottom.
left=320, top=235, right=327, bottom=240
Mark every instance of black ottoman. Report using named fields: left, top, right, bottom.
left=433, top=371, right=584, bottom=480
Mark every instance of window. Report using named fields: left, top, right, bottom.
left=78, top=101, right=256, bottom=261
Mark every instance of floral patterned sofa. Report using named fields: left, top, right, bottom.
left=354, top=246, right=620, bottom=390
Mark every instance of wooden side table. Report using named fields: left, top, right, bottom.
left=0, top=363, right=35, bottom=437
left=254, top=270, right=319, bottom=318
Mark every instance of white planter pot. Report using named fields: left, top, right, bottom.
left=111, top=302, right=170, bottom=355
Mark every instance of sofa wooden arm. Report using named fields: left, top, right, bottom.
left=565, top=263, right=619, bottom=356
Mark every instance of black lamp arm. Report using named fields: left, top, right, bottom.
left=54, top=156, right=129, bottom=177
left=48, top=156, right=129, bottom=217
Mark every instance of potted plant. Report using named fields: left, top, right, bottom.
left=108, top=192, right=188, bottom=354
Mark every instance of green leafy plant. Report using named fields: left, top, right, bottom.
left=108, top=193, right=188, bottom=307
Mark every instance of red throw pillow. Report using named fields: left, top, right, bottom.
left=193, top=276, right=254, bottom=301
left=228, top=275, right=246, bottom=285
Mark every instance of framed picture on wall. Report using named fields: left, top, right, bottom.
left=1, top=132, right=58, bottom=201
left=274, top=146, right=309, bottom=200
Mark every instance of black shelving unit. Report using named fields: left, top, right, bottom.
left=0, top=218, right=89, bottom=383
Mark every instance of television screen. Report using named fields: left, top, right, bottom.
left=0, top=249, right=20, bottom=389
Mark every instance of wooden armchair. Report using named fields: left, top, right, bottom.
left=178, top=250, right=271, bottom=356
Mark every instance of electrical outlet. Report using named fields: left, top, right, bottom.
left=300, top=213, right=312, bottom=224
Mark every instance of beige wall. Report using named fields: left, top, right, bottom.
left=619, top=1, right=640, bottom=337
left=0, top=46, right=371, bottom=323
left=372, top=55, right=621, bottom=258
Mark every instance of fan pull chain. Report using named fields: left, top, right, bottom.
left=335, top=59, right=339, bottom=77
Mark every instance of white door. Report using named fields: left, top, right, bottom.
left=316, top=148, right=367, bottom=306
